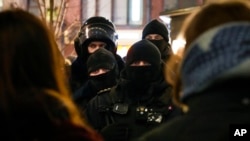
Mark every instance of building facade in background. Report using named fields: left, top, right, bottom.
left=0, top=0, right=206, bottom=57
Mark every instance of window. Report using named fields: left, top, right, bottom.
left=82, top=0, right=112, bottom=20
left=113, top=0, right=143, bottom=26
left=82, top=0, right=144, bottom=26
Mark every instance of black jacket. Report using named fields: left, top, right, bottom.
left=85, top=75, right=182, bottom=141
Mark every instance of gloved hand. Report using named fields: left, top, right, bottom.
left=100, top=123, right=129, bottom=141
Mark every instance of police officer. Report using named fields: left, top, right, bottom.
left=73, top=47, right=119, bottom=112
left=85, top=39, right=181, bottom=141
left=142, top=19, right=173, bottom=62
left=142, top=19, right=176, bottom=92
left=70, top=16, right=125, bottom=92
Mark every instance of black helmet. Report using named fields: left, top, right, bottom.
left=82, top=16, right=116, bottom=30
left=74, top=16, right=118, bottom=57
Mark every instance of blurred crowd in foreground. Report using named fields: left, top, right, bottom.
left=0, top=0, right=249, bottom=141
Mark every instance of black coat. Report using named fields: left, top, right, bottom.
left=73, top=80, right=114, bottom=115
left=73, top=80, right=95, bottom=112
left=136, top=78, right=250, bottom=141
left=85, top=76, right=182, bottom=141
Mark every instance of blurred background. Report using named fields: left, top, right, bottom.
left=0, top=0, right=215, bottom=58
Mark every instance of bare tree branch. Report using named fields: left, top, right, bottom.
left=36, top=0, right=46, bottom=22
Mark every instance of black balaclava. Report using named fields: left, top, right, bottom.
left=142, top=19, right=172, bottom=61
left=87, top=48, right=118, bottom=93
left=124, top=39, right=161, bottom=89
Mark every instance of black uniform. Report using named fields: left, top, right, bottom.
left=85, top=40, right=182, bottom=141
left=73, top=48, right=119, bottom=112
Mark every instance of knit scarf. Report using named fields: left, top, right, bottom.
left=181, top=22, right=250, bottom=100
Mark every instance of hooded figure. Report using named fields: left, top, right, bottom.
left=85, top=39, right=181, bottom=141
left=123, top=39, right=162, bottom=100
left=87, top=47, right=119, bottom=93
left=142, top=19, right=173, bottom=61
left=73, top=48, right=119, bottom=111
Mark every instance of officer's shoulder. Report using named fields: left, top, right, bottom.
left=97, top=88, right=112, bottom=95
left=97, top=86, right=118, bottom=103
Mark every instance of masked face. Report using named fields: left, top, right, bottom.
left=126, top=66, right=160, bottom=87
left=124, top=39, right=162, bottom=90
left=123, top=65, right=161, bottom=101
left=89, top=68, right=117, bottom=92
left=89, top=68, right=110, bottom=76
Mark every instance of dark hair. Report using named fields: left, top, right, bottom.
left=0, top=9, right=93, bottom=131
left=165, top=0, right=250, bottom=111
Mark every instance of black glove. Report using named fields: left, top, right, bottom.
left=100, top=123, right=129, bottom=141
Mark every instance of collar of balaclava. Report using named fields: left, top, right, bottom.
left=117, top=66, right=164, bottom=103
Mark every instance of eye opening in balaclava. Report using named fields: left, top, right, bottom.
left=130, top=60, right=151, bottom=66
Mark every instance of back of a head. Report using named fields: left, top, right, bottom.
left=74, top=16, right=118, bottom=58
left=0, top=8, right=91, bottom=130
left=170, top=0, right=250, bottom=110
left=0, top=9, right=65, bottom=93
left=183, top=0, right=250, bottom=49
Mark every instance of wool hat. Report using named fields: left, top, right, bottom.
left=142, top=19, right=169, bottom=41
left=87, top=48, right=116, bottom=74
left=126, top=39, right=161, bottom=68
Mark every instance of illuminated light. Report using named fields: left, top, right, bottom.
left=85, top=28, right=89, bottom=38
left=118, top=31, right=141, bottom=39
left=159, top=16, right=171, bottom=25
left=172, top=37, right=186, bottom=55
left=116, top=30, right=141, bottom=57
left=117, top=45, right=130, bottom=58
